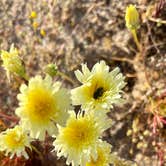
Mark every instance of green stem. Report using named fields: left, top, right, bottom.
left=131, top=29, right=141, bottom=52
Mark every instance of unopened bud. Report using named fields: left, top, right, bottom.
left=29, top=11, right=37, bottom=19
left=44, top=63, right=58, bottom=77
left=125, top=4, right=140, bottom=30
left=1, top=44, right=26, bottom=81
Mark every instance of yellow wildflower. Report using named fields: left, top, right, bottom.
left=16, top=75, right=71, bottom=140
left=53, top=111, right=111, bottom=166
left=71, top=61, right=126, bottom=111
left=0, top=125, right=31, bottom=159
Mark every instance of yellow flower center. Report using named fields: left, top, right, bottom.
left=5, top=131, right=25, bottom=149
left=25, top=87, right=56, bottom=123
left=62, top=117, right=97, bottom=149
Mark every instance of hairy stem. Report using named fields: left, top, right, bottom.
left=131, top=29, right=141, bottom=52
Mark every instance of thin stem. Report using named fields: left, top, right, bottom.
left=149, top=17, right=166, bottom=24
left=22, top=74, right=29, bottom=81
left=160, top=117, right=166, bottom=124
left=20, top=72, right=29, bottom=82
left=131, top=29, right=141, bottom=52
left=58, top=72, right=76, bottom=85
left=31, top=145, right=43, bottom=159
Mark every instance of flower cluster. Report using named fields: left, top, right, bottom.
left=0, top=44, right=135, bottom=165
left=53, top=61, right=127, bottom=166
left=0, top=46, right=71, bottom=159
left=0, top=50, right=125, bottom=166
left=0, top=1, right=163, bottom=165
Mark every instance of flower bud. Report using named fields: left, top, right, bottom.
left=40, top=29, right=46, bottom=37
left=29, top=11, right=37, bottom=19
left=32, top=22, right=39, bottom=30
left=44, top=63, right=58, bottom=77
left=1, top=44, right=26, bottom=81
left=125, top=4, right=140, bottom=30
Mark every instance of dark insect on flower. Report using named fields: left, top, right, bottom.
left=93, top=87, right=104, bottom=99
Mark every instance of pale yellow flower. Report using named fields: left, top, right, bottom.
left=53, top=111, right=111, bottom=166
left=125, top=4, right=140, bottom=30
left=0, top=125, right=31, bottom=159
left=86, top=140, right=112, bottom=166
left=16, top=75, right=70, bottom=140
left=71, top=61, right=126, bottom=111
left=1, top=44, right=26, bottom=81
